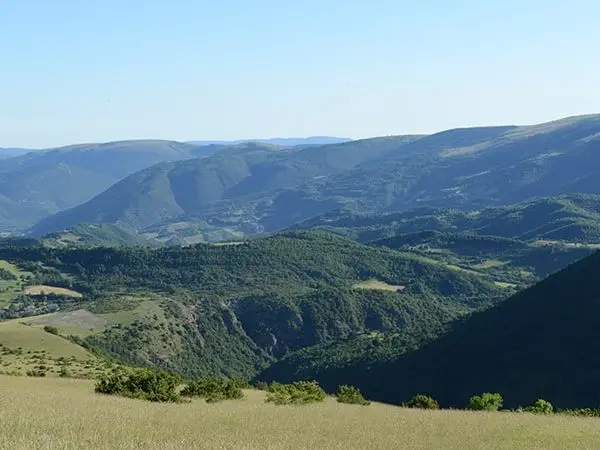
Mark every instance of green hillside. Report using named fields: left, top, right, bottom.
left=30, top=115, right=600, bottom=242
left=260, top=249, right=600, bottom=410
left=0, top=231, right=505, bottom=379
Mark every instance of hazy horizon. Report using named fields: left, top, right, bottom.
left=2, top=1, right=598, bottom=148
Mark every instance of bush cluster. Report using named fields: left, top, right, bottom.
left=181, top=378, right=245, bottom=403
left=43, top=325, right=59, bottom=335
left=522, top=398, right=553, bottom=414
left=468, top=392, right=503, bottom=411
left=266, top=381, right=326, bottom=405
left=95, top=368, right=181, bottom=402
left=404, top=394, right=439, bottom=410
left=336, top=385, right=370, bottom=406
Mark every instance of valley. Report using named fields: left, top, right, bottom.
left=2, top=115, right=600, bottom=447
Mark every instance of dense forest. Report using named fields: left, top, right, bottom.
left=0, top=231, right=506, bottom=379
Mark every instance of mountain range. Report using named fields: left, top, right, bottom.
left=188, top=136, right=352, bottom=147
left=22, top=114, right=600, bottom=243
left=3, top=115, right=600, bottom=410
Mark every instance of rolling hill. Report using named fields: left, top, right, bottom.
left=259, top=248, right=600, bottom=410
left=31, top=137, right=421, bottom=235
left=0, top=140, right=220, bottom=231
left=30, top=115, right=600, bottom=242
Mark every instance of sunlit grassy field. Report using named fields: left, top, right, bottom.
left=2, top=376, right=600, bottom=449
left=0, top=319, right=115, bottom=378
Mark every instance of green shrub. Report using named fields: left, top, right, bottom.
left=266, top=381, right=326, bottom=405
left=180, top=378, right=244, bottom=402
left=468, top=393, right=503, bottom=411
left=404, top=394, right=439, bottom=410
left=336, top=385, right=370, bottom=406
left=43, top=325, right=59, bottom=335
left=95, top=368, right=181, bottom=402
left=522, top=398, right=553, bottom=414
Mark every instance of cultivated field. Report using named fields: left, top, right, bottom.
left=2, top=376, right=600, bottom=449
left=23, top=284, right=83, bottom=297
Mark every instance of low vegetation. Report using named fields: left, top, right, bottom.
left=336, top=384, right=370, bottom=406
left=404, top=394, right=440, bottom=410
left=95, top=368, right=181, bottom=403
left=180, top=378, right=246, bottom=402
left=522, top=399, right=554, bottom=414
left=468, top=393, right=504, bottom=411
left=266, top=381, right=327, bottom=405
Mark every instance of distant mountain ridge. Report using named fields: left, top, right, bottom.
left=0, top=140, right=223, bottom=231
left=188, top=136, right=352, bottom=147
left=0, top=148, right=38, bottom=159
left=29, top=114, right=600, bottom=242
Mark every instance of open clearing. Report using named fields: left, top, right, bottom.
left=2, top=376, right=600, bottom=449
left=23, top=285, right=83, bottom=298
left=353, top=279, right=405, bottom=292
left=473, top=259, right=509, bottom=270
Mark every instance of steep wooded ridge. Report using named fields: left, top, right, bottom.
left=260, top=249, right=600, bottom=409
left=0, top=231, right=505, bottom=378
left=0, top=140, right=220, bottom=231
left=30, top=115, right=600, bottom=243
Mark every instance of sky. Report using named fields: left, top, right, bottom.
left=1, top=1, right=599, bottom=148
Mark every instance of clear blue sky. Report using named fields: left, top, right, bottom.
left=1, top=0, right=598, bottom=148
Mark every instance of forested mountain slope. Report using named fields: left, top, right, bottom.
left=260, top=249, right=600, bottom=409
left=0, top=231, right=505, bottom=378
left=295, top=195, right=600, bottom=244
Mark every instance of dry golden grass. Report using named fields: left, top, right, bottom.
left=23, top=284, right=83, bottom=297
left=2, top=376, right=600, bottom=449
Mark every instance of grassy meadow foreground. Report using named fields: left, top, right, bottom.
left=2, top=376, right=600, bottom=450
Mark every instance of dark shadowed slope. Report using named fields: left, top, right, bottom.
left=261, top=249, right=600, bottom=409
